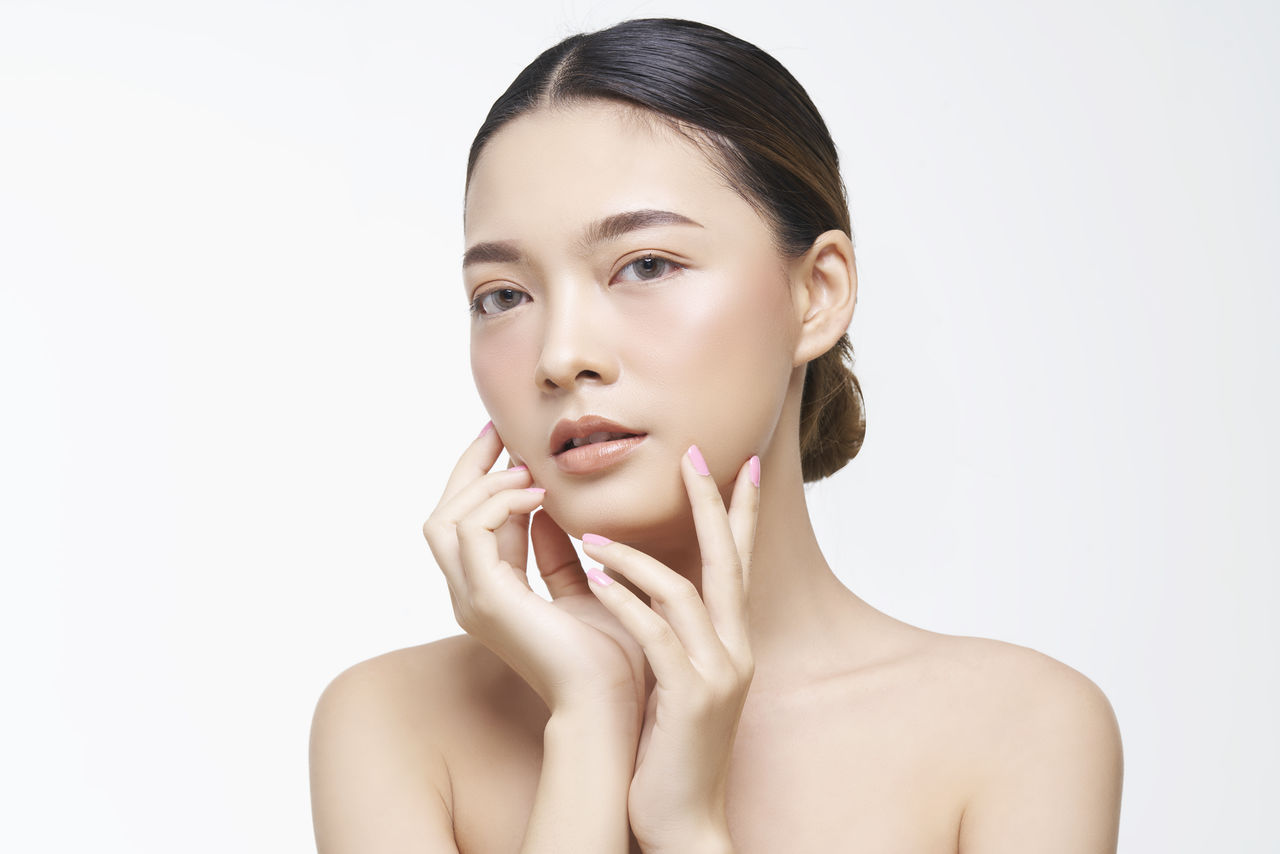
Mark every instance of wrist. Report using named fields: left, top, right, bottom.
left=545, top=705, right=640, bottom=757
left=549, top=696, right=641, bottom=738
left=638, top=817, right=733, bottom=854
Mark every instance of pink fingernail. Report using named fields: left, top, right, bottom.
left=477, top=420, right=493, bottom=439
left=586, top=568, right=614, bottom=586
left=687, top=444, right=710, bottom=476
left=525, top=487, right=545, bottom=494
left=508, top=464, right=528, bottom=473
left=749, top=455, right=761, bottom=487
left=582, top=533, right=612, bottom=546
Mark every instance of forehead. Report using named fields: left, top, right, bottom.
left=463, top=101, right=748, bottom=243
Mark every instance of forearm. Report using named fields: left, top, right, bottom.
left=520, top=707, right=637, bottom=854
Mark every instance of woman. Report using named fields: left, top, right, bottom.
left=310, top=18, right=1123, bottom=853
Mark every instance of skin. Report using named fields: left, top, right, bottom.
left=309, top=100, right=1124, bottom=853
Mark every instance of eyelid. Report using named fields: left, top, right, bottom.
left=611, top=251, right=685, bottom=284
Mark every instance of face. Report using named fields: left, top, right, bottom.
left=464, top=101, right=803, bottom=543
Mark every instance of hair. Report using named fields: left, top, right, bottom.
left=465, top=18, right=865, bottom=482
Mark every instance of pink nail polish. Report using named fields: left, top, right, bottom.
left=477, top=420, right=493, bottom=439
left=508, top=464, right=528, bottom=473
left=586, top=568, right=614, bottom=586
left=687, top=444, right=710, bottom=476
left=525, top=487, right=545, bottom=494
left=582, top=533, right=612, bottom=546
left=749, top=455, right=761, bottom=487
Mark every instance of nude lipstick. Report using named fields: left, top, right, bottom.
left=549, top=415, right=647, bottom=475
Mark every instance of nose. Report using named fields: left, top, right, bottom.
left=534, top=289, right=619, bottom=392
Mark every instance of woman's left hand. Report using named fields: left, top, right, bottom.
left=581, top=446, right=760, bottom=854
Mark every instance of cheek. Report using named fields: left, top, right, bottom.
left=621, top=268, right=796, bottom=445
left=470, top=328, right=539, bottom=451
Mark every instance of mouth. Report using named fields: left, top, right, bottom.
left=549, top=415, right=648, bottom=474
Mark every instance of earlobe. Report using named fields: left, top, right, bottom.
left=791, top=230, right=858, bottom=365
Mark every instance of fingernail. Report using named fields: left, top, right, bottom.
left=525, top=487, right=545, bottom=494
left=749, top=455, right=761, bottom=487
left=586, top=568, right=614, bottom=586
left=687, top=444, right=710, bottom=476
left=508, top=464, right=528, bottom=473
left=582, top=533, right=612, bottom=546
left=477, top=420, right=493, bottom=439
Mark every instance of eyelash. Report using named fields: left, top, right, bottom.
left=468, top=254, right=684, bottom=317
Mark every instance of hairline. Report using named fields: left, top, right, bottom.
left=465, top=95, right=802, bottom=260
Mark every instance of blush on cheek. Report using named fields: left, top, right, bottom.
left=470, top=334, right=537, bottom=454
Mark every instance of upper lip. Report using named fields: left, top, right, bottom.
left=549, top=415, right=646, bottom=456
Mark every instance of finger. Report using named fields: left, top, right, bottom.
left=585, top=566, right=699, bottom=690
left=435, top=465, right=533, bottom=525
left=439, top=420, right=505, bottom=504
left=424, top=466, right=532, bottom=592
left=726, top=455, right=761, bottom=597
left=681, top=445, right=749, bottom=644
left=581, top=534, right=731, bottom=672
left=530, top=510, right=590, bottom=599
left=496, top=507, right=533, bottom=589
left=455, top=487, right=547, bottom=584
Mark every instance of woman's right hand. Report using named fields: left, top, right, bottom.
left=422, top=422, right=646, bottom=728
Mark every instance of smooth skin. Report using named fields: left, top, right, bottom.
left=309, top=101, right=1123, bottom=853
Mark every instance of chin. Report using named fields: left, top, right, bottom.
left=541, top=476, right=694, bottom=545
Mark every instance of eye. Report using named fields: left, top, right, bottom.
left=614, top=254, right=681, bottom=283
left=470, top=287, right=529, bottom=317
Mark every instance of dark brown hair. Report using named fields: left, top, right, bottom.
left=466, top=18, right=865, bottom=481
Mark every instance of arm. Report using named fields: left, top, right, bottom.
left=308, top=651, right=640, bottom=854
left=958, top=662, right=1124, bottom=853
left=521, top=707, right=637, bottom=853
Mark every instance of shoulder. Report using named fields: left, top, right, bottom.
left=911, top=633, right=1123, bottom=852
left=917, top=633, right=1120, bottom=730
left=314, top=632, right=543, bottom=726
left=309, top=635, right=540, bottom=853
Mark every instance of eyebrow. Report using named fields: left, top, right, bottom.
left=462, top=208, right=703, bottom=268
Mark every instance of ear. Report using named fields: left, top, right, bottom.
left=789, top=230, right=858, bottom=365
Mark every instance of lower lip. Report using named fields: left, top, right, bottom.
left=553, top=435, right=647, bottom=474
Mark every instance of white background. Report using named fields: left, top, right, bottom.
left=1, top=1, right=1276, bottom=851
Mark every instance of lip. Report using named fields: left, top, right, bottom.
left=549, top=415, right=648, bottom=475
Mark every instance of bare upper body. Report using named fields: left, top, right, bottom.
left=310, top=588, right=1122, bottom=853
left=311, top=21, right=1123, bottom=853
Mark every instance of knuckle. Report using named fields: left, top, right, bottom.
left=454, top=516, right=485, bottom=541
left=697, top=489, right=726, bottom=511
left=655, top=575, right=699, bottom=607
left=641, top=618, right=678, bottom=649
left=686, top=686, right=715, bottom=718
left=707, top=670, right=739, bottom=699
left=468, top=587, right=499, bottom=619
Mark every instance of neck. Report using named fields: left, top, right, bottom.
left=622, top=419, right=873, bottom=690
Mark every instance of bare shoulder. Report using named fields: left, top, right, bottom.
left=907, top=632, right=1124, bottom=853
left=915, top=633, right=1120, bottom=733
left=309, top=635, right=540, bottom=853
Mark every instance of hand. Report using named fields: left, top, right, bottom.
left=422, top=423, right=647, bottom=723
left=580, top=446, right=760, bottom=853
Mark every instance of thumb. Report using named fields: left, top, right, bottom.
left=530, top=510, right=591, bottom=599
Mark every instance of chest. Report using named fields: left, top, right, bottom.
left=450, top=696, right=968, bottom=854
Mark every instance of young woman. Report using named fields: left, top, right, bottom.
left=310, top=18, right=1123, bottom=854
